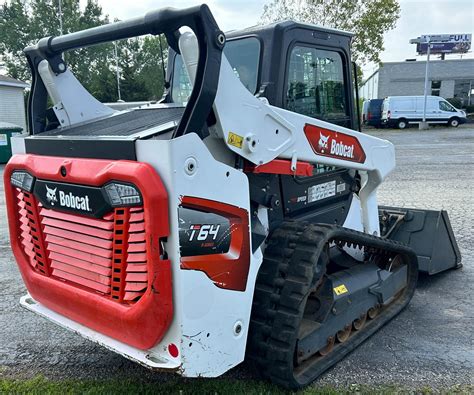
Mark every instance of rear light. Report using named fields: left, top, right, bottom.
left=387, top=110, right=391, bottom=119
left=11, top=171, right=34, bottom=192
left=104, top=182, right=142, bottom=206
left=368, top=111, right=372, bottom=120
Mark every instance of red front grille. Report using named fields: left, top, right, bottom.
left=6, top=155, right=172, bottom=349
left=16, top=190, right=147, bottom=304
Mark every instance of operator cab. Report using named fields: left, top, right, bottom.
left=166, top=21, right=356, bottom=130
left=165, top=21, right=358, bottom=229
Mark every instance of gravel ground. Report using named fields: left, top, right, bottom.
left=0, top=125, right=472, bottom=389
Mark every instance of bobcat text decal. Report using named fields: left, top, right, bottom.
left=44, top=184, right=92, bottom=211
left=304, top=124, right=366, bottom=163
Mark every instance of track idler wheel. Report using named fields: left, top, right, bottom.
left=318, top=336, right=335, bottom=356
left=336, top=324, right=351, bottom=343
left=353, top=312, right=367, bottom=331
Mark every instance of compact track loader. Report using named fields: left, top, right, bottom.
left=4, top=5, right=461, bottom=389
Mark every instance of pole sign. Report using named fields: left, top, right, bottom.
left=416, top=34, right=471, bottom=54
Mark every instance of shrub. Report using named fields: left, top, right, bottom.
left=465, top=105, right=474, bottom=114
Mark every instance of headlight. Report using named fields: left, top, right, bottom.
left=104, top=182, right=142, bottom=206
left=10, top=171, right=34, bottom=192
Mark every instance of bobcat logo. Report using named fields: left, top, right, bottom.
left=319, top=132, right=329, bottom=149
left=45, top=185, right=58, bottom=206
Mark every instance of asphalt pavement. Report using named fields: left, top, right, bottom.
left=0, top=125, right=473, bottom=389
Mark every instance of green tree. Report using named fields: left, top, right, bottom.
left=136, top=35, right=168, bottom=101
left=261, top=0, right=401, bottom=65
left=0, top=0, right=109, bottom=81
left=0, top=0, right=167, bottom=102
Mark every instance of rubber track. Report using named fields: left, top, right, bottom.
left=247, top=221, right=418, bottom=389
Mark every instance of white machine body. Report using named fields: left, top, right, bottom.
left=11, top=30, right=395, bottom=377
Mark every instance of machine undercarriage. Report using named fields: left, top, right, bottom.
left=3, top=4, right=461, bottom=389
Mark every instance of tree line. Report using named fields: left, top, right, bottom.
left=0, top=0, right=400, bottom=102
left=0, top=0, right=167, bottom=102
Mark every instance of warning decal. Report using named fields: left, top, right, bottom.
left=227, top=132, right=244, bottom=149
left=0, top=134, right=7, bottom=146
left=333, top=284, right=348, bottom=296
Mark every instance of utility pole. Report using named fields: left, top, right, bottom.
left=58, top=0, right=63, bottom=35
left=421, top=38, right=431, bottom=130
left=410, top=36, right=432, bottom=130
left=114, top=41, right=122, bottom=102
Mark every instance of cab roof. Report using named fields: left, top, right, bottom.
left=226, top=20, right=354, bottom=40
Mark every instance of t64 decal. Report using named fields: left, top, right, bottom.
left=179, top=196, right=250, bottom=292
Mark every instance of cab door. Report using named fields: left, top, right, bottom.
left=438, top=99, right=458, bottom=122
left=284, top=45, right=352, bottom=128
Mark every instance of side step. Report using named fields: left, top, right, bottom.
left=379, top=206, right=462, bottom=275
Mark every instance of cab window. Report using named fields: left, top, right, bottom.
left=286, top=46, right=347, bottom=122
left=171, top=37, right=260, bottom=105
left=439, top=101, right=456, bottom=112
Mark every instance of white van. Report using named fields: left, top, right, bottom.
left=381, top=96, right=467, bottom=129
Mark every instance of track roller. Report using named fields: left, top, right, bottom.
left=353, top=313, right=367, bottom=331
left=368, top=305, right=381, bottom=319
left=336, top=325, right=351, bottom=343
left=318, top=336, right=335, bottom=356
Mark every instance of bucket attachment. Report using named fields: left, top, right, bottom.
left=379, top=206, right=462, bottom=275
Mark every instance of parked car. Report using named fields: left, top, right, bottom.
left=381, top=96, right=467, bottom=129
left=362, top=99, right=384, bottom=128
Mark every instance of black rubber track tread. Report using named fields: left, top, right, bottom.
left=246, top=221, right=418, bottom=389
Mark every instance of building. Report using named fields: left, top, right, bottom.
left=0, top=75, right=29, bottom=132
left=360, top=58, right=474, bottom=106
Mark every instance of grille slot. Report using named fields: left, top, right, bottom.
left=124, top=207, right=148, bottom=301
left=16, top=190, right=147, bottom=304
left=17, top=191, right=49, bottom=274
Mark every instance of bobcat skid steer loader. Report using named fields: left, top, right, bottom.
left=4, top=5, right=461, bottom=389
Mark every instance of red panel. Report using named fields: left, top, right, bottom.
left=43, top=226, right=113, bottom=250
left=129, top=212, right=144, bottom=222
left=41, top=208, right=115, bottom=230
left=51, top=269, right=110, bottom=293
left=304, top=123, right=367, bottom=164
left=245, top=159, right=313, bottom=177
left=49, top=252, right=112, bottom=275
left=50, top=260, right=111, bottom=285
left=127, top=252, right=147, bottom=262
left=47, top=243, right=111, bottom=266
left=45, top=235, right=113, bottom=258
left=129, top=222, right=145, bottom=233
left=180, top=196, right=251, bottom=292
left=4, top=154, right=173, bottom=350
left=126, top=264, right=147, bottom=272
left=127, top=242, right=146, bottom=253
left=128, top=233, right=146, bottom=243
left=42, top=217, right=113, bottom=240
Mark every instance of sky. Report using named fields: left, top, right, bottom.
left=79, top=0, right=474, bottom=78
left=2, top=0, right=472, bottom=78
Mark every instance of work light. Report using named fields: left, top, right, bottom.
left=10, top=171, right=35, bottom=192
left=104, top=182, right=142, bottom=206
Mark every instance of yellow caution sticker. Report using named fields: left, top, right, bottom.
left=333, top=284, right=348, bottom=296
left=227, top=132, right=244, bottom=149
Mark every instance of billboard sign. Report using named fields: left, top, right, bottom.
left=416, top=34, right=471, bottom=54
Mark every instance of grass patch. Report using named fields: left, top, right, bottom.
left=0, top=376, right=472, bottom=395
